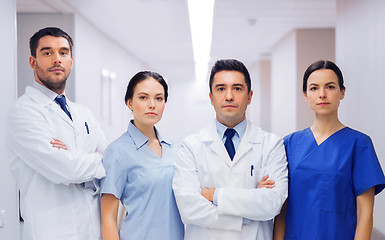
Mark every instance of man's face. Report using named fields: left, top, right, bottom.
left=209, top=70, right=253, bottom=128
left=29, top=35, right=73, bottom=94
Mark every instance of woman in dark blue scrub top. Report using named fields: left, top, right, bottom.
left=100, top=71, right=184, bottom=240
left=273, top=60, right=385, bottom=240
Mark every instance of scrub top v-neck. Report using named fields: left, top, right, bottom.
left=283, top=127, right=385, bottom=239
left=100, top=121, right=184, bottom=240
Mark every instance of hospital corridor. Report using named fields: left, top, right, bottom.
left=1, top=0, right=385, bottom=239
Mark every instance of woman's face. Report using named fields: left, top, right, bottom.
left=304, top=69, right=345, bottom=116
left=127, top=77, right=166, bottom=127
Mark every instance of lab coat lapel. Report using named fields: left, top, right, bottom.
left=26, top=86, right=74, bottom=127
left=232, top=121, right=261, bottom=164
left=203, top=122, right=232, bottom=167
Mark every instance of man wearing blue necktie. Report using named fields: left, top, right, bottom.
left=173, top=59, right=288, bottom=240
left=6, top=27, right=106, bottom=240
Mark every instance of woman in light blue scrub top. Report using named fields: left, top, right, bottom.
left=273, top=60, right=385, bottom=240
left=100, top=71, right=184, bottom=240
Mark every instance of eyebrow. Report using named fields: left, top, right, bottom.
left=39, top=47, right=70, bottom=52
left=137, top=92, right=164, bottom=95
left=309, top=82, right=337, bottom=86
left=214, top=83, right=245, bottom=88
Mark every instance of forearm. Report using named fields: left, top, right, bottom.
left=217, top=184, right=287, bottom=220
left=101, top=194, right=120, bottom=240
left=354, top=212, right=373, bottom=240
left=101, top=218, right=120, bottom=240
left=173, top=187, right=243, bottom=231
left=273, top=200, right=287, bottom=240
left=354, top=187, right=375, bottom=240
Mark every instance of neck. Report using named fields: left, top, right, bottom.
left=311, top=112, right=344, bottom=135
left=217, top=115, right=245, bottom=129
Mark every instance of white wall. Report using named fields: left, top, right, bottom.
left=270, top=29, right=335, bottom=137
left=336, top=0, right=385, bottom=234
left=271, top=31, right=297, bottom=137
left=0, top=0, right=19, bottom=239
left=73, top=15, right=146, bottom=143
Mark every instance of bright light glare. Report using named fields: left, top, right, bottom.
left=188, top=0, right=215, bottom=82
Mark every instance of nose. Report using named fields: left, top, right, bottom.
left=149, top=98, right=155, bottom=109
left=52, top=52, right=62, bottom=65
left=225, top=89, right=234, bottom=101
left=319, top=88, right=326, bottom=99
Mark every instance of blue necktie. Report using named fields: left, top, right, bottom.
left=55, top=95, right=72, bottom=120
left=224, top=128, right=236, bottom=160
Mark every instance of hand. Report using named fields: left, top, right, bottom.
left=50, top=138, right=68, bottom=150
left=201, top=188, right=215, bottom=202
left=257, top=175, right=275, bottom=189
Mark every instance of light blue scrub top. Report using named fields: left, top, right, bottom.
left=100, top=121, right=184, bottom=240
left=284, top=127, right=385, bottom=239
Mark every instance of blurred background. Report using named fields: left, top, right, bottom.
left=1, top=0, right=385, bottom=239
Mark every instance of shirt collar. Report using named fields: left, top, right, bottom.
left=127, top=120, right=170, bottom=149
left=216, top=118, right=247, bottom=140
left=33, top=81, right=67, bottom=101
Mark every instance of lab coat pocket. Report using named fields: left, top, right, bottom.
left=320, top=173, right=354, bottom=214
left=32, top=204, right=77, bottom=240
left=245, top=167, right=265, bottom=189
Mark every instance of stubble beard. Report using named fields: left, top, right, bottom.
left=36, top=63, right=69, bottom=93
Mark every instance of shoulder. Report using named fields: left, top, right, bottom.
left=106, top=132, right=135, bottom=152
left=182, top=126, right=213, bottom=144
left=344, top=127, right=374, bottom=149
left=104, top=132, right=136, bottom=161
left=283, top=128, right=309, bottom=146
left=7, top=93, right=46, bottom=125
left=245, top=121, right=282, bottom=143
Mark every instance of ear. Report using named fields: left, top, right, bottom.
left=126, top=99, right=133, bottom=111
left=340, top=88, right=345, bottom=100
left=209, top=92, right=214, bottom=106
left=29, top=56, right=36, bottom=70
left=70, top=55, right=73, bottom=70
left=247, top=90, right=253, bottom=105
left=303, top=92, right=308, bottom=102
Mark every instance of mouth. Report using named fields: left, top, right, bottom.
left=317, top=102, right=329, bottom=106
left=222, top=104, right=236, bottom=109
left=49, top=67, right=64, bottom=74
left=145, top=112, right=157, bottom=116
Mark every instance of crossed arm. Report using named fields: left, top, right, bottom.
left=201, top=175, right=276, bottom=202
left=6, top=106, right=106, bottom=185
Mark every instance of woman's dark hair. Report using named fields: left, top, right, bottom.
left=124, top=71, right=168, bottom=103
left=303, top=60, right=345, bottom=93
left=30, top=27, right=73, bottom=58
left=209, top=59, right=251, bottom=93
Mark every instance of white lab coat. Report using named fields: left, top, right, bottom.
left=6, top=85, right=106, bottom=240
left=173, top=120, right=288, bottom=240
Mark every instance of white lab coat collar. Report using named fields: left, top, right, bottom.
left=26, top=85, right=74, bottom=127
left=200, top=119, right=263, bottom=166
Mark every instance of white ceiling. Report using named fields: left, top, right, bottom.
left=17, top=0, right=336, bottom=82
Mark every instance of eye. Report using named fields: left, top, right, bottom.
left=43, top=52, right=51, bottom=56
left=234, top=87, right=242, bottom=91
left=309, top=86, right=317, bottom=91
left=327, top=85, right=335, bottom=89
left=139, top=96, right=146, bottom=100
left=217, top=87, right=225, bottom=91
left=156, top=97, right=164, bottom=101
left=60, top=51, right=69, bottom=56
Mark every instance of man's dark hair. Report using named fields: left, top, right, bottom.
left=29, top=27, right=73, bottom=58
left=209, top=59, right=251, bottom=93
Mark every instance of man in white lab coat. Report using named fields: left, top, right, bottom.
left=173, top=59, right=288, bottom=240
left=6, top=27, right=106, bottom=240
